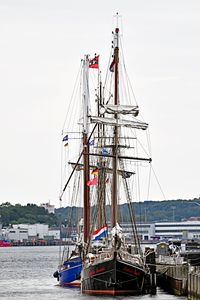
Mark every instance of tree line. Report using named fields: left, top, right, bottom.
left=56, top=198, right=200, bottom=225
left=0, top=202, right=57, bottom=226
left=0, top=199, right=200, bottom=227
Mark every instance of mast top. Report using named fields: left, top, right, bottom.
left=114, top=11, right=120, bottom=29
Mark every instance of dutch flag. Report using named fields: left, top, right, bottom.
left=92, top=224, right=108, bottom=241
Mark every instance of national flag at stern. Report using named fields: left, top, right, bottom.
left=89, top=55, right=99, bottom=69
left=92, top=224, right=108, bottom=241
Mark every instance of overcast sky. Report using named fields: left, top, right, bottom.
left=0, top=0, right=200, bottom=207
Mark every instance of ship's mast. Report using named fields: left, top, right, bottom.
left=97, top=78, right=106, bottom=227
left=82, top=55, right=90, bottom=244
left=112, top=28, right=119, bottom=227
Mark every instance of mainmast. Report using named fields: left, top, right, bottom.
left=112, top=28, right=119, bottom=227
left=82, top=55, right=90, bottom=244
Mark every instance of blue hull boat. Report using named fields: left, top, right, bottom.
left=54, top=256, right=82, bottom=287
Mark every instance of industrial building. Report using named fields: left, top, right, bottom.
left=1, top=220, right=200, bottom=243
left=121, top=221, right=200, bottom=241
left=1, top=223, right=60, bottom=242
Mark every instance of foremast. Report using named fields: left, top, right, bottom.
left=97, top=78, right=107, bottom=228
left=82, top=55, right=90, bottom=244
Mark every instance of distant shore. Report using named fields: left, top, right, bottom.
left=0, top=240, right=75, bottom=247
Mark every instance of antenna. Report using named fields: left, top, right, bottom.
left=113, top=12, right=122, bottom=29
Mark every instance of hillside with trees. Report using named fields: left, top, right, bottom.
left=1, top=199, right=200, bottom=227
left=0, top=202, right=58, bottom=226
left=56, top=198, right=200, bottom=225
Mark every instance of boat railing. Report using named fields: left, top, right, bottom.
left=119, top=250, right=143, bottom=266
left=157, top=254, right=185, bottom=265
left=84, top=249, right=143, bottom=267
left=84, top=250, right=112, bottom=266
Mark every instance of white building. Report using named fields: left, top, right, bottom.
left=4, top=224, right=50, bottom=241
left=12, top=223, right=49, bottom=239
left=8, top=227, right=28, bottom=241
left=121, top=223, right=155, bottom=241
left=2, top=224, right=60, bottom=241
left=154, top=221, right=200, bottom=240
left=40, top=202, right=55, bottom=214
left=121, top=221, right=200, bottom=241
left=48, top=229, right=60, bottom=240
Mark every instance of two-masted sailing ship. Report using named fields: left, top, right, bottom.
left=58, top=22, right=156, bottom=295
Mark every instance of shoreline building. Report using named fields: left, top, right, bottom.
left=3, top=224, right=60, bottom=242
left=154, top=221, right=200, bottom=240
left=2, top=220, right=200, bottom=243
left=121, top=221, right=200, bottom=241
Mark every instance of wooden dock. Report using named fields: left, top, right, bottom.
left=188, top=266, right=200, bottom=300
left=156, top=258, right=200, bottom=298
left=155, top=241, right=200, bottom=298
left=156, top=256, right=188, bottom=296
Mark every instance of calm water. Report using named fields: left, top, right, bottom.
left=0, top=246, right=187, bottom=300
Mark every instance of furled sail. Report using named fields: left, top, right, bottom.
left=100, top=104, right=139, bottom=116
left=90, top=116, right=148, bottom=130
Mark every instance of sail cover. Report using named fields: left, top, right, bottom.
left=90, top=116, right=148, bottom=130
left=100, top=104, right=139, bottom=116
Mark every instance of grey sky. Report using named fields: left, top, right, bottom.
left=0, top=0, right=200, bottom=207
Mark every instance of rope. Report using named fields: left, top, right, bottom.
left=59, top=123, right=97, bottom=201
left=151, top=165, right=166, bottom=200
left=90, top=270, right=140, bottom=285
left=62, top=62, right=82, bottom=131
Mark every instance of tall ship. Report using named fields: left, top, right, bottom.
left=58, top=18, right=156, bottom=295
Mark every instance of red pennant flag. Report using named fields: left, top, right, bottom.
left=89, top=55, right=99, bottom=69
left=87, top=176, right=98, bottom=186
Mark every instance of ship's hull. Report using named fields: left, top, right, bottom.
left=81, top=257, right=148, bottom=295
left=0, top=240, right=12, bottom=247
left=59, top=264, right=82, bottom=286
left=54, top=257, right=82, bottom=287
